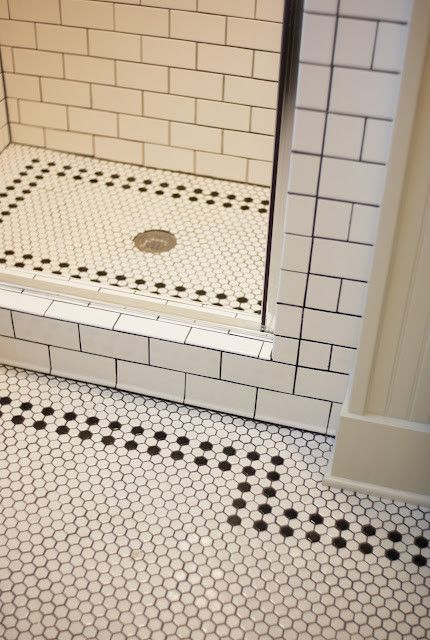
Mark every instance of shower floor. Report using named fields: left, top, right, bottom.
left=0, top=145, right=270, bottom=316
left=0, top=364, right=429, bottom=640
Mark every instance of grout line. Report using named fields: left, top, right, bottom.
left=44, top=301, right=55, bottom=316
left=336, top=280, right=343, bottom=313
left=291, top=148, right=386, bottom=166
left=112, top=3, right=117, bottom=31
left=325, top=400, right=333, bottom=432
left=295, top=106, right=393, bottom=122
left=328, top=345, right=333, bottom=371
left=10, top=309, right=16, bottom=338
left=346, top=203, right=354, bottom=241
left=85, top=27, right=90, bottom=62
left=287, top=190, right=382, bottom=208
left=252, top=386, right=258, bottom=418
left=370, top=21, right=380, bottom=69
left=284, top=231, right=374, bottom=248
left=305, top=10, right=407, bottom=25
left=277, top=301, right=362, bottom=319
left=299, top=59, right=400, bottom=75
left=359, top=117, right=367, bottom=161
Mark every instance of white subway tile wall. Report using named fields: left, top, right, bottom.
left=0, top=0, right=284, bottom=184
left=273, top=0, right=412, bottom=431
left=0, top=0, right=413, bottom=435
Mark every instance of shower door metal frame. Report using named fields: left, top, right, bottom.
left=261, top=0, right=304, bottom=331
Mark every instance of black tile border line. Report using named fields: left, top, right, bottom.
left=0, top=378, right=427, bottom=566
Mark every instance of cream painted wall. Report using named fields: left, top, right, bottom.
left=366, top=37, right=430, bottom=423
left=328, top=1, right=430, bottom=503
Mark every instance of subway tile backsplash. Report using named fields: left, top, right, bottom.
left=0, top=0, right=283, bottom=184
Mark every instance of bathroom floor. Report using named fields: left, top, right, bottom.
left=0, top=145, right=270, bottom=316
left=0, top=365, right=428, bottom=640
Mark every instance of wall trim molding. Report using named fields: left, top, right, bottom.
left=326, top=2, right=430, bottom=504
left=348, top=0, right=430, bottom=415
left=324, top=466, right=430, bottom=508
left=326, top=406, right=430, bottom=506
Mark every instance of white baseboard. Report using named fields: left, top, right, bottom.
left=324, top=456, right=430, bottom=506
left=325, top=407, right=430, bottom=506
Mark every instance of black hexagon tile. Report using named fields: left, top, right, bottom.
left=0, top=364, right=429, bottom=640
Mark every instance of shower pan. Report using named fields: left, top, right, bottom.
left=0, top=145, right=270, bottom=317
left=0, top=0, right=294, bottom=329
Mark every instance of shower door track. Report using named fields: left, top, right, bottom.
left=261, top=0, right=304, bottom=332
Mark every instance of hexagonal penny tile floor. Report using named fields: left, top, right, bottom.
left=0, top=144, right=270, bottom=316
left=0, top=364, right=429, bottom=640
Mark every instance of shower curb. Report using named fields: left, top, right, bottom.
left=0, top=281, right=337, bottom=435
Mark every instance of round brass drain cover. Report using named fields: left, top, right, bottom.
left=133, top=230, right=176, bottom=254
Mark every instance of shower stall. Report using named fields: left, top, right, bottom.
left=0, top=0, right=290, bottom=327
left=0, top=0, right=411, bottom=436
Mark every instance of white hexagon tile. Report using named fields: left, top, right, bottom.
left=0, top=364, right=429, bottom=640
left=0, top=145, right=270, bottom=315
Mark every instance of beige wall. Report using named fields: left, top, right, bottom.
left=328, top=2, right=430, bottom=503
left=0, top=0, right=283, bottom=184
left=366, top=36, right=430, bottom=423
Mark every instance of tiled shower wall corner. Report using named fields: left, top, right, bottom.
left=0, top=37, right=10, bottom=151
left=268, top=0, right=412, bottom=430
left=0, top=0, right=283, bottom=185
